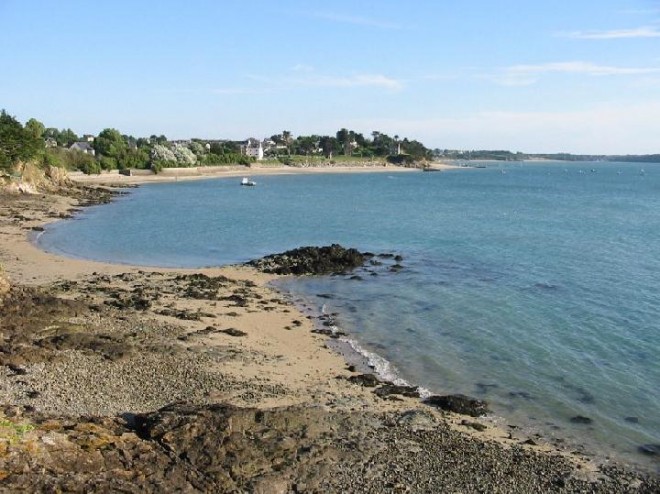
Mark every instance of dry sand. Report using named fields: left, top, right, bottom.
left=66, top=162, right=443, bottom=187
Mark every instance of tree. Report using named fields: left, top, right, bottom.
left=294, top=135, right=318, bottom=156
left=402, top=138, right=430, bottom=159
left=188, top=141, right=205, bottom=157
left=336, top=128, right=350, bottom=156
left=0, top=110, right=42, bottom=170
left=149, top=134, right=168, bottom=144
left=209, top=141, right=240, bottom=155
left=44, top=127, right=76, bottom=146
left=282, top=130, right=292, bottom=155
left=370, top=131, right=394, bottom=156
left=59, top=128, right=79, bottom=147
left=173, top=146, right=197, bottom=166
left=150, top=144, right=177, bottom=164
left=319, top=136, right=339, bottom=158
left=69, top=150, right=99, bottom=174
left=117, top=147, right=150, bottom=169
left=25, top=118, right=45, bottom=140
left=94, top=128, right=127, bottom=161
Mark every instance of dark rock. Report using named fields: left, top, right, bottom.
left=247, top=244, right=366, bottom=275
left=638, top=444, right=660, bottom=456
left=374, top=384, right=420, bottom=398
left=312, top=328, right=346, bottom=338
left=348, top=374, right=382, bottom=387
left=220, top=328, right=247, bottom=337
left=423, top=394, right=490, bottom=417
left=31, top=226, right=44, bottom=232
left=569, top=415, right=593, bottom=425
left=461, top=420, right=487, bottom=432
left=7, top=364, right=27, bottom=375
left=157, top=308, right=203, bottom=320
left=35, top=332, right=132, bottom=361
left=105, top=295, right=152, bottom=311
left=221, top=294, right=248, bottom=306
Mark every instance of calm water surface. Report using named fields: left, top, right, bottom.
left=39, top=162, right=660, bottom=471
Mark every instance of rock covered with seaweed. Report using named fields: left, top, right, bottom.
left=246, top=244, right=367, bottom=275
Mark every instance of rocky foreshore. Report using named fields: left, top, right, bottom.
left=0, top=182, right=658, bottom=492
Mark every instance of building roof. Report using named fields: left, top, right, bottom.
left=70, top=142, right=95, bottom=152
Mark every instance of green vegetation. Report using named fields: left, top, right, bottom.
left=4, top=107, right=655, bottom=178
left=0, top=416, right=35, bottom=444
left=269, top=129, right=431, bottom=162
left=0, top=110, right=43, bottom=171
left=0, top=108, right=434, bottom=176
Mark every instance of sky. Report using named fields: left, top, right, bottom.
left=1, top=0, right=660, bottom=154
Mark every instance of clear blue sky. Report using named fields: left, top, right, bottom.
left=2, top=0, right=659, bottom=154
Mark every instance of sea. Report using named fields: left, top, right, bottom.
left=37, top=162, right=660, bottom=472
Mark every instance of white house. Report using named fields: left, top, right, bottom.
left=69, top=142, right=96, bottom=156
left=242, top=138, right=264, bottom=160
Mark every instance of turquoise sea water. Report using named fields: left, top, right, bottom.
left=38, top=162, right=659, bottom=471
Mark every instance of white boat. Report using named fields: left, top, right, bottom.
left=241, top=177, right=256, bottom=186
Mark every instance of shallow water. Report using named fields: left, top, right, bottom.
left=39, top=162, right=660, bottom=471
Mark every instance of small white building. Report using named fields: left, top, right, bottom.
left=242, top=138, right=264, bottom=160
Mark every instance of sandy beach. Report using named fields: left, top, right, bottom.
left=66, top=161, right=443, bottom=187
left=0, top=170, right=657, bottom=492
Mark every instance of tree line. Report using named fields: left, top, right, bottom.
left=268, top=128, right=430, bottom=162
left=0, top=110, right=432, bottom=175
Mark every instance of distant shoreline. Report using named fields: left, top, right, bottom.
left=67, top=162, right=460, bottom=186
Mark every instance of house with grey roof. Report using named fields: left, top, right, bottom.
left=69, top=142, right=96, bottom=156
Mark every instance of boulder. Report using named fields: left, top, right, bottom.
left=374, top=384, right=420, bottom=398
left=423, top=394, right=490, bottom=417
left=348, top=374, right=382, bottom=387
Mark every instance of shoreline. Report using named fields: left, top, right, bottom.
left=66, top=162, right=450, bottom=187
left=0, top=178, right=658, bottom=490
left=274, top=263, right=660, bottom=476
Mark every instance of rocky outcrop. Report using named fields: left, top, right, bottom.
left=246, top=244, right=367, bottom=275
left=2, top=402, right=659, bottom=493
left=1, top=162, right=68, bottom=194
left=424, top=394, right=491, bottom=417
